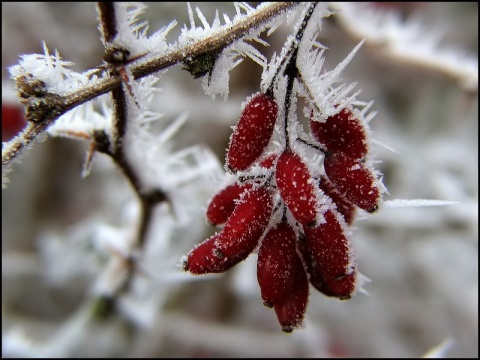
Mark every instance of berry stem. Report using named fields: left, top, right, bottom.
left=266, top=2, right=318, bottom=93
left=267, top=3, right=319, bottom=149
left=296, top=137, right=329, bottom=155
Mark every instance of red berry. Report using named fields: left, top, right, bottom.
left=304, top=209, right=356, bottom=299
left=214, top=186, right=273, bottom=259
left=206, top=182, right=253, bottom=226
left=258, top=152, right=279, bottom=169
left=297, top=236, right=338, bottom=298
left=310, top=107, right=368, bottom=160
left=257, top=220, right=297, bottom=307
left=273, top=254, right=309, bottom=333
left=184, top=234, right=242, bottom=274
left=185, top=186, right=273, bottom=275
left=275, top=150, right=318, bottom=226
left=323, top=271, right=356, bottom=300
left=318, top=175, right=356, bottom=225
left=324, top=152, right=380, bottom=213
left=226, top=93, right=278, bottom=171
left=2, top=103, right=27, bottom=142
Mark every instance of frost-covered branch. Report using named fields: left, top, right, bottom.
left=2, top=2, right=298, bottom=173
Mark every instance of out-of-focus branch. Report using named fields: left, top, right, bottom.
left=93, top=3, right=168, bottom=306
left=330, top=2, right=478, bottom=93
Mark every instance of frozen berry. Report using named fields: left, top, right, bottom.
left=324, top=152, right=380, bottom=213
left=227, top=93, right=278, bottom=171
left=257, top=220, right=297, bottom=307
left=276, top=150, right=318, bottom=226
left=310, top=107, right=368, bottom=160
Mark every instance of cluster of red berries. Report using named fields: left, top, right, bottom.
left=183, top=91, right=382, bottom=332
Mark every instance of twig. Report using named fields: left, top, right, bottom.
left=93, top=3, right=168, bottom=303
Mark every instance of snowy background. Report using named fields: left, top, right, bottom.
left=2, top=2, right=478, bottom=357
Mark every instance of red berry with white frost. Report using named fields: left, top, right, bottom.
left=324, top=152, right=381, bottom=213
left=214, top=185, right=273, bottom=259
left=310, top=107, right=368, bottom=160
left=303, top=209, right=356, bottom=299
left=273, top=254, right=309, bottom=333
left=185, top=186, right=273, bottom=275
left=318, top=175, right=357, bottom=225
left=258, top=152, right=279, bottom=169
left=206, top=182, right=253, bottom=226
left=275, top=150, right=319, bottom=226
left=297, top=236, right=339, bottom=298
left=226, top=92, right=278, bottom=171
left=257, top=220, right=298, bottom=307
left=184, top=234, right=243, bottom=274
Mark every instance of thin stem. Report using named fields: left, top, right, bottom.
left=267, top=2, right=318, bottom=92
left=283, top=58, right=297, bottom=150
left=297, top=137, right=328, bottom=155
left=273, top=2, right=318, bottom=150
left=97, top=2, right=117, bottom=44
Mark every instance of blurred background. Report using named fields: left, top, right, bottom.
left=2, top=2, right=478, bottom=357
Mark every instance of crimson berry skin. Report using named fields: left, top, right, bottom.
left=318, top=175, right=356, bottom=225
left=323, top=152, right=381, bottom=213
left=215, top=185, right=273, bottom=259
left=257, top=221, right=297, bottom=307
left=310, top=107, right=368, bottom=160
left=226, top=93, right=278, bottom=172
left=206, top=182, right=253, bottom=226
left=184, top=234, right=241, bottom=274
left=186, top=186, right=273, bottom=275
left=297, top=237, right=338, bottom=298
left=303, top=209, right=356, bottom=299
left=273, top=254, right=309, bottom=333
left=258, top=152, right=279, bottom=169
left=276, top=150, right=319, bottom=227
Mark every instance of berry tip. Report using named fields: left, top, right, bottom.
left=263, top=300, right=274, bottom=308
left=281, top=325, right=294, bottom=333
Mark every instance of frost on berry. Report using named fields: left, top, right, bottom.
left=184, top=234, right=241, bottom=274
left=215, top=185, right=273, bottom=258
left=324, top=152, right=381, bottom=213
left=257, top=220, right=297, bottom=307
left=275, top=150, right=319, bottom=227
left=226, top=92, right=278, bottom=171
left=318, top=175, right=356, bottom=225
left=303, top=209, right=356, bottom=299
left=310, top=107, right=368, bottom=160
left=258, top=152, right=279, bottom=169
left=273, top=254, right=309, bottom=333
left=297, top=236, right=338, bottom=298
left=186, top=186, right=273, bottom=275
left=206, top=182, right=253, bottom=226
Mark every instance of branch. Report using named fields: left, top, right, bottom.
left=92, top=3, right=169, bottom=303
left=2, top=2, right=298, bottom=170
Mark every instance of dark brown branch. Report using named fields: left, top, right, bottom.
left=97, top=2, right=117, bottom=44
left=133, top=2, right=298, bottom=79
left=110, top=84, right=127, bottom=153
